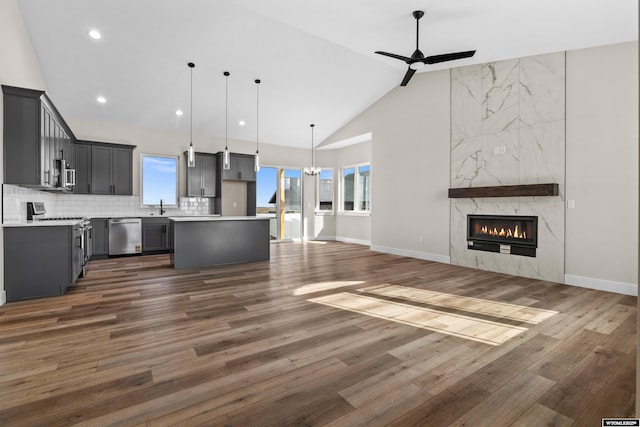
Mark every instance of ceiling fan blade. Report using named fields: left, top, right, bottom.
left=400, top=67, right=416, bottom=86
left=425, top=50, right=476, bottom=65
left=375, top=51, right=412, bottom=63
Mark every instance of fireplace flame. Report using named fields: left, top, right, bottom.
left=479, top=224, right=527, bottom=240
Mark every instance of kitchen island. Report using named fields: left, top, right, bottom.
left=169, top=216, right=270, bottom=269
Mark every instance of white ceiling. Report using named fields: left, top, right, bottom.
left=16, top=0, right=638, bottom=149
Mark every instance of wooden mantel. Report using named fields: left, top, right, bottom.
left=448, top=183, right=559, bottom=199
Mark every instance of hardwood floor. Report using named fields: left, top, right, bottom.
left=0, top=241, right=635, bottom=426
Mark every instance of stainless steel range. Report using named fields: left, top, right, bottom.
left=26, top=202, right=92, bottom=276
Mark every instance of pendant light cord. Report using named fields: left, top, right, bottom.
left=311, top=124, right=315, bottom=168
left=256, top=79, right=260, bottom=154
left=189, top=65, right=193, bottom=144
left=225, top=71, right=229, bottom=150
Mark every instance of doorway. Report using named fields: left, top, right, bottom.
left=256, top=167, right=302, bottom=241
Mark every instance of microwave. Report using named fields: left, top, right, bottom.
left=56, top=159, right=76, bottom=191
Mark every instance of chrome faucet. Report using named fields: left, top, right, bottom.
left=160, top=199, right=165, bottom=215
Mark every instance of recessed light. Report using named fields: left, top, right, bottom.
left=97, top=96, right=106, bottom=104
left=176, top=109, right=183, bottom=116
left=238, top=120, right=246, bottom=126
left=89, top=29, right=101, bottom=40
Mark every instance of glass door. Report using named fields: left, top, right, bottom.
left=282, top=168, right=302, bottom=240
left=256, top=166, right=278, bottom=240
left=256, top=166, right=302, bottom=241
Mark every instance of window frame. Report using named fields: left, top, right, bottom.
left=315, top=168, right=334, bottom=214
left=340, top=162, right=371, bottom=215
left=140, top=153, right=179, bottom=207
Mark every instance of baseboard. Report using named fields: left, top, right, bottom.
left=371, top=245, right=451, bottom=264
left=0, top=290, right=6, bottom=306
left=335, top=236, right=371, bottom=247
left=315, top=234, right=336, bottom=241
left=564, top=274, right=637, bottom=296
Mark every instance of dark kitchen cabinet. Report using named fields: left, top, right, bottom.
left=2, top=85, right=76, bottom=190
left=222, top=153, right=256, bottom=181
left=4, top=225, right=81, bottom=302
left=92, top=218, right=109, bottom=256
left=91, top=144, right=133, bottom=195
left=75, top=140, right=135, bottom=195
left=74, top=143, right=91, bottom=194
left=186, top=152, right=217, bottom=197
left=142, top=217, right=171, bottom=252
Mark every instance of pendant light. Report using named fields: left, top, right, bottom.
left=254, top=78, right=261, bottom=173
left=187, top=62, right=196, bottom=168
left=303, top=124, right=321, bottom=176
left=223, top=71, right=231, bottom=170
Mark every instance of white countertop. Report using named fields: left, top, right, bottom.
left=89, top=214, right=222, bottom=219
left=169, top=216, right=268, bottom=222
left=4, top=219, right=83, bottom=227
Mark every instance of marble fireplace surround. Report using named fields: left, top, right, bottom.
left=449, top=52, right=565, bottom=283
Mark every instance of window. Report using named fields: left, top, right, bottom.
left=358, top=164, right=370, bottom=210
left=141, top=154, right=178, bottom=206
left=317, top=168, right=333, bottom=212
left=341, top=163, right=370, bottom=213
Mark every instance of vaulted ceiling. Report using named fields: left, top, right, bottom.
left=16, top=0, right=638, bottom=148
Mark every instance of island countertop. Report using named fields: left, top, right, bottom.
left=168, top=215, right=266, bottom=222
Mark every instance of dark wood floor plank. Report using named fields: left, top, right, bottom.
left=451, top=370, right=556, bottom=426
left=0, top=241, right=634, bottom=425
left=537, top=345, right=630, bottom=419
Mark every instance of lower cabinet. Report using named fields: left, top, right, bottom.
left=142, top=217, right=171, bottom=253
left=91, top=217, right=172, bottom=257
left=92, top=218, right=109, bottom=257
left=4, top=225, right=81, bottom=302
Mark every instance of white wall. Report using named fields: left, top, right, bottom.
left=321, top=70, right=451, bottom=259
left=371, top=71, right=451, bottom=261
left=565, top=41, right=638, bottom=293
left=0, top=0, right=47, bottom=304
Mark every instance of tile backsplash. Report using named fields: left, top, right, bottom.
left=3, top=185, right=211, bottom=223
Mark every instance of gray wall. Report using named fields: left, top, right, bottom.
left=565, top=42, right=638, bottom=292
left=321, top=70, right=451, bottom=259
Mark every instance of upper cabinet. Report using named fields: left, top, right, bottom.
left=185, top=152, right=217, bottom=197
left=222, top=153, right=256, bottom=181
left=2, top=85, right=76, bottom=190
left=75, top=140, right=135, bottom=195
left=73, top=143, right=91, bottom=194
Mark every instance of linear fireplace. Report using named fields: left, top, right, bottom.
left=467, top=215, right=538, bottom=257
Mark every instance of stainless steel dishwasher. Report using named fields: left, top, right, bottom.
left=108, top=218, right=142, bottom=255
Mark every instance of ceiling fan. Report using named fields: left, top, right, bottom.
left=375, top=10, right=476, bottom=86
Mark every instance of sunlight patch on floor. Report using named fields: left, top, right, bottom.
left=294, top=281, right=365, bottom=296
left=360, top=284, right=558, bottom=325
left=309, top=292, right=530, bottom=346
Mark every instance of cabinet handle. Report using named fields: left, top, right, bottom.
left=88, top=183, right=91, bottom=193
